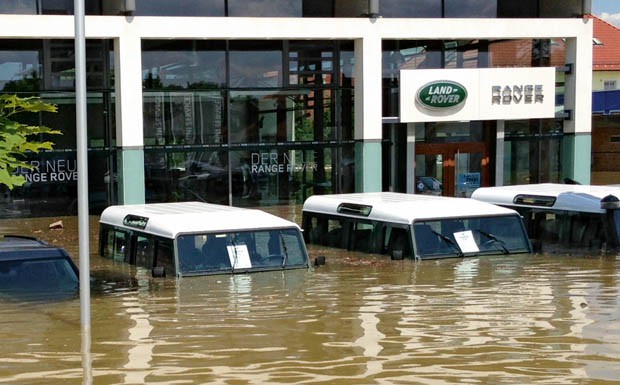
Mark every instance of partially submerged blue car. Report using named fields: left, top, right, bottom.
left=0, top=235, right=79, bottom=301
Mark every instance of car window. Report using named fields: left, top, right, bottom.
left=0, top=258, right=78, bottom=295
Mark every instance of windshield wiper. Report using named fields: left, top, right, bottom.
left=430, top=229, right=464, bottom=257
left=229, top=235, right=238, bottom=272
left=475, top=229, right=509, bottom=254
left=279, top=232, right=289, bottom=268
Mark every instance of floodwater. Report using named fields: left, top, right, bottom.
left=1, top=211, right=620, bottom=385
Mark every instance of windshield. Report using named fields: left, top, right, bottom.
left=412, top=215, right=531, bottom=259
left=176, top=228, right=308, bottom=276
left=0, top=258, right=79, bottom=299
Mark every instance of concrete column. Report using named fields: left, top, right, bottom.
left=562, top=133, right=592, bottom=185
left=495, top=120, right=505, bottom=186
left=354, top=35, right=383, bottom=192
left=114, top=33, right=146, bottom=204
left=562, top=25, right=592, bottom=184
left=406, top=122, right=416, bottom=193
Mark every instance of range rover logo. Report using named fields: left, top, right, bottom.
left=416, top=80, right=467, bottom=110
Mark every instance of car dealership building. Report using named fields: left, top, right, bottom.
left=0, top=0, right=593, bottom=216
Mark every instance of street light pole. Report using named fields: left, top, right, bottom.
left=74, top=0, right=90, bottom=332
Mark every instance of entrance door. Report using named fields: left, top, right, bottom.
left=415, top=143, right=488, bottom=197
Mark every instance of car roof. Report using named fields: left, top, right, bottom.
left=0, top=235, right=71, bottom=261
left=302, top=192, right=520, bottom=225
left=471, top=183, right=620, bottom=214
left=99, top=201, right=302, bottom=239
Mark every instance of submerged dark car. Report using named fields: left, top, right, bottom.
left=0, top=235, right=79, bottom=301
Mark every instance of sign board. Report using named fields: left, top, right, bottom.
left=400, top=67, right=556, bottom=122
left=227, top=244, right=252, bottom=269
left=453, top=230, right=480, bottom=254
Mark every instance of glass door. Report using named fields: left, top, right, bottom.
left=415, top=143, right=488, bottom=197
left=454, top=149, right=484, bottom=197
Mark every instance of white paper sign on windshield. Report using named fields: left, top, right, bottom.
left=227, top=244, right=252, bottom=269
left=453, top=230, right=480, bottom=254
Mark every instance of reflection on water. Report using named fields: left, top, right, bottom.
left=1, top=213, right=620, bottom=384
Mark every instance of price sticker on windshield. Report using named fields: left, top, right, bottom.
left=453, top=230, right=480, bottom=254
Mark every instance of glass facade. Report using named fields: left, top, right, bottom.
left=132, top=0, right=585, bottom=18
left=0, top=39, right=114, bottom=218
left=0, top=0, right=585, bottom=18
left=503, top=119, right=563, bottom=185
left=381, top=38, right=567, bottom=193
left=142, top=40, right=355, bottom=208
left=0, top=2, right=586, bottom=217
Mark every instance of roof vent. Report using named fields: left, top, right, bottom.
left=337, top=203, right=372, bottom=216
left=513, top=194, right=556, bottom=207
left=123, top=214, right=149, bottom=229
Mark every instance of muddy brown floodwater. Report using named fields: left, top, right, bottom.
left=1, top=207, right=620, bottom=385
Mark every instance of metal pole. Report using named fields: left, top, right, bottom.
left=74, top=0, right=91, bottom=332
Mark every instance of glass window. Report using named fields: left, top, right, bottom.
left=380, top=0, right=442, bottom=18
left=229, top=41, right=282, bottom=88
left=497, top=0, right=537, bottom=17
left=155, top=239, right=175, bottom=275
left=351, top=221, right=376, bottom=252
left=0, top=40, right=41, bottom=91
left=604, top=81, right=617, bottom=91
left=41, top=0, right=73, bottom=14
left=0, top=258, right=78, bottom=294
left=135, top=235, right=155, bottom=267
left=444, top=0, right=497, bottom=17
left=10, top=147, right=113, bottom=217
left=145, top=148, right=231, bottom=205
left=102, top=228, right=128, bottom=261
left=522, top=210, right=607, bottom=253
left=416, top=121, right=483, bottom=143
left=413, top=215, right=530, bottom=259
left=142, top=41, right=226, bottom=89
left=0, top=39, right=111, bottom=91
left=384, top=226, right=411, bottom=258
left=140, top=40, right=354, bottom=207
left=135, top=0, right=225, bottom=16
left=539, top=0, right=584, bottom=18
left=503, top=119, right=563, bottom=185
left=228, top=0, right=302, bottom=17
left=38, top=0, right=101, bottom=15
left=229, top=146, right=338, bottom=206
left=489, top=39, right=566, bottom=68
left=143, top=91, right=225, bottom=146
left=302, top=1, right=333, bottom=17
left=0, top=0, right=37, bottom=14
left=229, top=90, right=336, bottom=144
left=325, top=218, right=347, bottom=248
left=177, top=229, right=306, bottom=275
left=303, top=214, right=328, bottom=244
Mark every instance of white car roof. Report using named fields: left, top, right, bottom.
left=471, top=183, right=620, bottom=214
left=302, top=192, right=520, bottom=225
left=99, top=201, right=301, bottom=239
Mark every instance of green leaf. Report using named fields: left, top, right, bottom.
left=0, top=167, right=26, bottom=190
left=0, top=95, right=59, bottom=189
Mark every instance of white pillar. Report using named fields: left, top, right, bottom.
left=406, top=122, right=416, bottom=193
left=354, top=34, right=383, bottom=192
left=495, top=120, right=504, bottom=186
left=114, top=33, right=144, bottom=147
left=114, top=33, right=146, bottom=203
left=563, top=34, right=592, bottom=135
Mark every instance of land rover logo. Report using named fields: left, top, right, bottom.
left=416, top=81, right=467, bottom=109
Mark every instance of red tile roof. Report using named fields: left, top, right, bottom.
left=587, top=14, right=620, bottom=71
